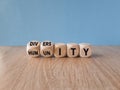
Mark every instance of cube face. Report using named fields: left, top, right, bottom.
left=54, top=43, right=67, bottom=57
left=27, top=40, right=40, bottom=49
left=27, top=49, right=40, bottom=57
left=79, top=43, right=92, bottom=57
left=67, top=43, right=79, bottom=57
left=26, top=41, right=40, bottom=57
left=40, top=41, right=53, bottom=57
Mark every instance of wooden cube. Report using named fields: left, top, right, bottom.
left=26, top=40, right=40, bottom=57
left=79, top=43, right=92, bottom=57
left=40, top=41, right=54, bottom=57
left=54, top=43, right=67, bottom=57
left=67, top=43, right=79, bottom=57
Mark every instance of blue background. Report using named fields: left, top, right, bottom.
left=0, top=0, right=120, bottom=45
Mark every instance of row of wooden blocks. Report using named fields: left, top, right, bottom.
left=26, top=41, right=92, bottom=58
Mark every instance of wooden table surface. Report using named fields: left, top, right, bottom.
left=0, top=46, right=120, bottom=90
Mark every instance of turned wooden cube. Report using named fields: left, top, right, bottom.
left=40, top=41, right=54, bottom=57
left=79, top=43, right=92, bottom=57
left=54, top=43, right=67, bottom=57
left=67, top=43, right=79, bottom=57
left=26, top=40, right=40, bottom=57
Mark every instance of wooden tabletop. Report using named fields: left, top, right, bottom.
left=0, top=46, right=120, bottom=90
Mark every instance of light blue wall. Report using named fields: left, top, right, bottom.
left=0, top=0, right=120, bottom=45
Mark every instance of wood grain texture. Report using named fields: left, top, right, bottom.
left=0, top=46, right=120, bottom=90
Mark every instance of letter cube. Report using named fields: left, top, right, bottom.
left=26, top=40, right=40, bottom=57
left=54, top=43, right=67, bottom=57
left=67, top=43, right=79, bottom=57
left=79, top=43, right=92, bottom=57
left=40, top=41, right=54, bottom=57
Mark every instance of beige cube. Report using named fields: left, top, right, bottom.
left=26, top=40, right=40, bottom=57
left=79, top=43, right=92, bottom=57
left=67, top=43, right=79, bottom=57
left=54, top=43, right=67, bottom=57
left=40, top=41, right=54, bottom=57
